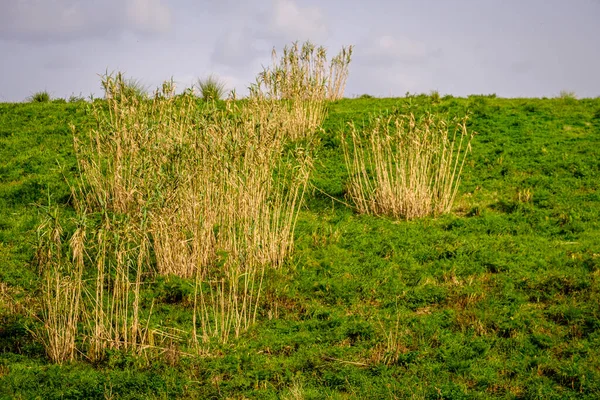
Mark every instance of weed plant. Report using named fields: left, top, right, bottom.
left=429, top=90, right=441, bottom=104
left=101, top=73, right=148, bottom=100
left=559, top=90, right=577, bottom=100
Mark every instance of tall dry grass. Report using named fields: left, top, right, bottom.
left=35, top=207, right=83, bottom=364
left=342, top=112, right=474, bottom=220
left=36, top=70, right=315, bottom=358
left=84, top=213, right=152, bottom=362
left=327, top=45, right=353, bottom=101
left=36, top=40, right=352, bottom=358
left=251, top=41, right=353, bottom=140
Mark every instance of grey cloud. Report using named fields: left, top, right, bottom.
left=210, top=0, right=329, bottom=69
left=345, top=34, right=443, bottom=97
left=266, top=0, right=328, bottom=43
left=356, top=34, right=441, bottom=67
left=211, top=28, right=263, bottom=68
left=0, top=0, right=172, bottom=43
left=43, top=55, right=82, bottom=71
left=510, top=60, right=534, bottom=75
left=125, top=0, right=171, bottom=35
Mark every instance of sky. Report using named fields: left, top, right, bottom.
left=1, top=0, right=599, bottom=102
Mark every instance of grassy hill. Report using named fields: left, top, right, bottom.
left=1, top=95, right=599, bottom=399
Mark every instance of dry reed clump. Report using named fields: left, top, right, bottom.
left=342, top=112, right=475, bottom=220
left=34, top=207, right=83, bottom=364
left=35, top=60, right=325, bottom=361
left=187, top=98, right=313, bottom=344
left=35, top=40, right=352, bottom=359
left=84, top=212, right=152, bottom=362
left=251, top=41, right=353, bottom=141
left=82, top=73, right=312, bottom=348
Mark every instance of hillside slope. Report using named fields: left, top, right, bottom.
left=1, top=96, right=599, bottom=398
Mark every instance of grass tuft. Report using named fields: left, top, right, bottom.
left=196, top=74, right=227, bottom=101
left=558, top=90, right=577, bottom=100
left=28, top=91, right=51, bottom=103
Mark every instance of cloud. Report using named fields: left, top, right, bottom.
left=268, top=0, right=328, bottom=43
left=0, top=0, right=86, bottom=40
left=211, top=28, right=263, bottom=68
left=357, top=34, right=438, bottom=66
left=126, top=0, right=172, bottom=34
left=209, top=0, right=329, bottom=71
left=0, top=0, right=172, bottom=42
left=346, top=34, right=443, bottom=97
left=347, top=64, right=424, bottom=98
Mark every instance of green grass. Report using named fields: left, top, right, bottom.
left=1, top=95, right=600, bottom=398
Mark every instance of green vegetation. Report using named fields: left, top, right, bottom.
left=27, top=91, right=51, bottom=103
left=559, top=90, right=577, bottom=100
left=67, top=93, right=87, bottom=103
left=2, top=85, right=600, bottom=397
left=196, top=74, right=227, bottom=101
left=429, top=90, right=441, bottom=104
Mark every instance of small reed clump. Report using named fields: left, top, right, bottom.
left=35, top=207, right=83, bottom=364
left=342, top=112, right=474, bottom=220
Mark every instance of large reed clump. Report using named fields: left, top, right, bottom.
left=34, top=67, right=317, bottom=361
left=148, top=97, right=312, bottom=343
left=342, top=112, right=474, bottom=220
left=193, top=153, right=312, bottom=343
left=251, top=41, right=353, bottom=141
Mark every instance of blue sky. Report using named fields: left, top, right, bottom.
left=1, top=0, right=599, bottom=101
